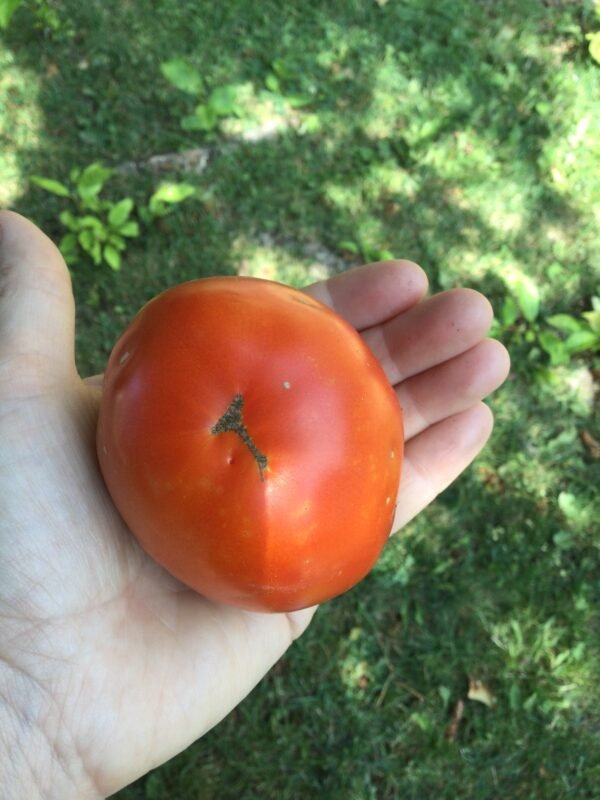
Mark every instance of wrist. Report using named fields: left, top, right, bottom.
left=0, top=661, right=101, bottom=800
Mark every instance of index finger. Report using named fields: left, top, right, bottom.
left=306, top=260, right=429, bottom=331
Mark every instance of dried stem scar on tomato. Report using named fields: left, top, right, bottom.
left=97, top=276, right=404, bottom=612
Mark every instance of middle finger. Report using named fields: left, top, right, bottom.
left=362, top=288, right=494, bottom=386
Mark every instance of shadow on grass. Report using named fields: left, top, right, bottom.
left=2, top=0, right=599, bottom=797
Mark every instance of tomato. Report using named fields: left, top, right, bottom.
left=97, top=277, right=403, bottom=612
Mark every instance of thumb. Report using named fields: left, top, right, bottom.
left=0, top=210, right=76, bottom=389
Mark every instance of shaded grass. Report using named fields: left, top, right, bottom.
left=1, top=0, right=599, bottom=797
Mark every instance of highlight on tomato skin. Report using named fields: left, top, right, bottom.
left=97, top=276, right=404, bottom=613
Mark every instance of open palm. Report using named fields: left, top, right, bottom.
left=0, top=211, right=509, bottom=798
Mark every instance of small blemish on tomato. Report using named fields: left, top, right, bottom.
left=227, top=456, right=235, bottom=465
left=282, top=381, right=291, bottom=390
left=119, top=351, right=130, bottom=365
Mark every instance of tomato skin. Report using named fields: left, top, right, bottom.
left=97, top=277, right=403, bottom=612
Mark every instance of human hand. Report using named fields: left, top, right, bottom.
left=0, top=211, right=509, bottom=798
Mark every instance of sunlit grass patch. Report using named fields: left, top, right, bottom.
left=232, top=234, right=332, bottom=286
left=0, top=49, right=42, bottom=205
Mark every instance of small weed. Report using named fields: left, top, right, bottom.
left=30, top=165, right=195, bottom=270
left=160, top=58, right=245, bottom=132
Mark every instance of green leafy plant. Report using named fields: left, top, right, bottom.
left=160, top=58, right=244, bottom=131
left=495, top=276, right=600, bottom=368
left=587, top=31, right=600, bottom=63
left=586, top=3, right=600, bottom=65
left=31, top=0, right=69, bottom=35
left=0, top=0, right=69, bottom=33
left=263, top=57, right=316, bottom=109
left=30, top=165, right=195, bottom=270
left=0, top=0, right=23, bottom=28
left=337, top=239, right=394, bottom=263
left=139, top=182, right=197, bottom=223
left=540, top=302, right=600, bottom=366
left=31, top=164, right=139, bottom=270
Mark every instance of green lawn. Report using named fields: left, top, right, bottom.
left=2, top=1, right=599, bottom=797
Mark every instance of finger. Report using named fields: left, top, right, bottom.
left=83, top=374, right=104, bottom=389
left=362, top=288, right=494, bottom=385
left=392, top=402, right=494, bottom=530
left=399, top=339, right=510, bottom=440
left=306, top=260, right=428, bottom=331
left=0, top=211, right=75, bottom=386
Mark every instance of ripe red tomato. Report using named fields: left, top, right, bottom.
left=97, top=277, right=403, bottom=612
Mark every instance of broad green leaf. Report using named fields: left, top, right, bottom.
left=514, top=281, right=539, bottom=322
left=409, top=712, right=432, bottom=733
left=558, top=491, right=581, bottom=520
left=488, top=319, right=502, bottom=339
left=30, top=175, right=70, bottom=197
left=150, top=182, right=195, bottom=206
left=500, top=295, right=518, bottom=327
left=553, top=530, right=574, bottom=550
left=181, top=114, right=205, bottom=131
left=160, top=59, right=203, bottom=94
left=78, top=229, right=95, bottom=253
left=533, top=366, right=555, bottom=388
left=195, top=103, right=219, bottom=126
left=502, top=268, right=540, bottom=322
left=265, top=73, right=280, bottom=93
left=76, top=163, right=113, bottom=201
left=0, top=0, right=22, bottom=30
left=547, top=313, right=585, bottom=334
left=538, top=331, right=568, bottom=365
left=582, top=310, right=600, bottom=334
left=286, top=94, right=313, bottom=108
left=108, top=198, right=134, bottom=228
left=338, top=240, right=359, bottom=254
left=564, top=330, right=599, bottom=354
left=107, top=233, right=127, bottom=250
left=91, top=240, right=102, bottom=266
left=79, top=215, right=106, bottom=234
left=59, top=232, right=79, bottom=263
left=119, top=221, right=140, bottom=238
left=104, top=245, right=122, bottom=271
left=81, top=196, right=103, bottom=213
left=535, top=101, right=551, bottom=116
left=514, top=280, right=539, bottom=321
left=59, top=210, right=80, bottom=230
left=79, top=162, right=113, bottom=186
left=438, top=685, right=451, bottom=708
left=208, top=85, right=240, bottom=116
left=181, top=105, right=217, bottom=130
left=77, top=234, right=104, bottom=263
left=299, top=113, right=321, bottom=135
left=586, top=32, right=600, bottom=64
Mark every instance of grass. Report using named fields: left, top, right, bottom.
left=2, top=0, right=600, bottom=797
